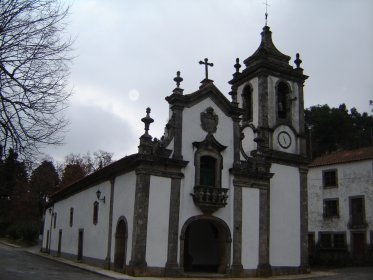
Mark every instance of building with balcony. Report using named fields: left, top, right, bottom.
left=308, top=146, right=373, bottom=265
left=41, top=23, right=309, bottom=277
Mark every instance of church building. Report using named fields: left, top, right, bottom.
left=42, top=24, right=309, bottom=277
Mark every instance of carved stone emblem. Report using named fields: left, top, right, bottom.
left=201, top=107, right=218, bottom=134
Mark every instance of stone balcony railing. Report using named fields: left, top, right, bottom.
left=191, top=185, right=229, bottom=214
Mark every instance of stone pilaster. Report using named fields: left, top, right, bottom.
left=297, top=82, right=307, bottom=157
left=257, top=74, right=270, bottom=148
left=257, top=185, right=272, bottom=277
left=127, top=170, right=150, bottom=276
left=165, top=177, right=183, bottom=276
left=231, top=185, right=243, bottom=277
left=233, top=115, right=241, bottom=163
left=172, top=105, right=184, bottom=160
left=104, top=177, right=116, bottom=269
left=299, top=166, right=309, bottom=272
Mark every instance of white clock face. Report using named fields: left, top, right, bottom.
left=277, top=131, right=292, bottom=149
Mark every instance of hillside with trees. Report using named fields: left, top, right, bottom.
left=0, top=150, right=112, bottom=242
left=305, top=104, right=373, bottom=159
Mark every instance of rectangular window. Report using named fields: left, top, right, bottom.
left=323, top=199, right=339, bottom=218
left=349, top=196, right=366, bottom=228
left=93, top=202, right=99, bottom=225
left=53, top=213, right=57, bottom=229
left=70, top=208, right=74, bottom=227
left=323, top=169, right=338, bottom=187
left=319, top=232, right=347, bottom=250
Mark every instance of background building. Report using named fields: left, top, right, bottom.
left=308, top=146, right=373, bottom=265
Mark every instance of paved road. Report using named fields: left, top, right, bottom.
left=0, top=243, right=111, bottom=280
left=303, top=267, right=373, bottom=280
left=1, top=242, right=373, bottom=280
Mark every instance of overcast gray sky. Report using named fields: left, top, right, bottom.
left=42, top=0, right=373, bottom=162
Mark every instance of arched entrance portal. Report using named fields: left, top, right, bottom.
left=181, top=216, right=231, bottom=274
left=114, top=217, right=127, bottom=271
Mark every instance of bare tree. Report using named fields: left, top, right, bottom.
left=0, top=0, right=73, bottom=160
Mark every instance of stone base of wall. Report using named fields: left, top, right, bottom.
left=311, top=249, right=373, bottom=266
left=40, top=248, right=309, bottom=278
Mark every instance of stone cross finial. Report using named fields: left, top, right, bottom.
left=199, top=58, right=214, bottom=80
left=264, top=0, right=270, bottom=26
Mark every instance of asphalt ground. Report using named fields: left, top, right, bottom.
left=1, top=240, right=372, bottom=280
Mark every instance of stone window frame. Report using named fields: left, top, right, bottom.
left=323, top=198, right=339, bottom=218
left=69, top=207, right=74, bottom=227
left=241, top=83, right=253, bottom=123
left=275, top=80, right=292, bottom=123
left=322, top=169, right=338, bottom=188
left=93, top=201, right=99, bottom=225
left=348, top=195, right=367, bottom=228
left=194, top=149, right=223, bottom=189
left=318, top=231, right=347, bottom=250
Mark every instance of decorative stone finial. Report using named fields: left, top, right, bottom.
left=234, top=58, right=241, bottom=75
left=141, top=107, right=154, bottom=138
left=139, top=107, right=154, bottom=155
left=174, top=71, right=183, bottom=88
left=294, top=53, right=303, bottom=69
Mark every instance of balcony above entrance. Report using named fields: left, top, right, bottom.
left=191, top=186, right=229, bottom=214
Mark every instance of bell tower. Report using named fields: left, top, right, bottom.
left=229, top=25, right=308, bottom=159
left=229, top=25, right=310, bottom=275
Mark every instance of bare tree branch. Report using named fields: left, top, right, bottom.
left=0, top=0, right=74, bottom=160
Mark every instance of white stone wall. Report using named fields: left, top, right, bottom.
left=111, top=171, right=136, bottom=264
left=269, top=163, right=301, bottom=266
left=308, top=159, right=373, bottom=246
left=146, top=176, right=171, bottom=267
left=46, top=180, right=111, bottom=259
left=241, top=187, right=260, bottom=269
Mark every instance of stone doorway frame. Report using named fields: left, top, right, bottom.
left=179, top=215, right=232, bottom=274
left=114, top=216, right=128, bottom=272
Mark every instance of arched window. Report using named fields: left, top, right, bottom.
left=277, top=82, right=290, bottom=120
left=242, top=85, right=253, bottom=122
left=93, top=201, right=99, bottom=225
left=200, top=156, right=216, bottom=186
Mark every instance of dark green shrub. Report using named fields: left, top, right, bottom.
left=7, top=222, right=39, bottom=241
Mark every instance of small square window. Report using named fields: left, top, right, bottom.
left=323, top=199, right=339, bottom=218
left=333, top=233, right=346, bottom=249
left=319, top=233, right=332, bottom=248
left=323, top=169, right=338, bottom=187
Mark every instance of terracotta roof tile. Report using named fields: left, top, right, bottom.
left=309, top=146, right=373, bottom=167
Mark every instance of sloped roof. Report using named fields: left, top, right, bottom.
left=309, top=146, right=373, bottom=167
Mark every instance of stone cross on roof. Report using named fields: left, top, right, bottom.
left=199, top=58, right=214, bottom=80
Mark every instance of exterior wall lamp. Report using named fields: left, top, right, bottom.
left=96, top=189, right=105, bottom=203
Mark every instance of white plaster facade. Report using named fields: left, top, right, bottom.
left=308, top=146, right=373, bottom=265
left=42, top=24, right=309, bottom=277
